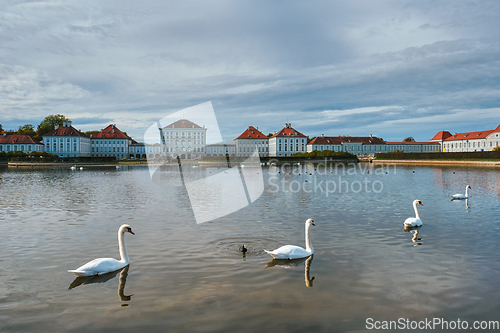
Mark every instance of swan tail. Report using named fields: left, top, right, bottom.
left=68, top=270, right=86, bottom=275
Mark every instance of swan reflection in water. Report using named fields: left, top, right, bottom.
left=404, top=226, right=422, bottom=246
left=266, top=255, right=315, bottom=287
left=69, top=265, right=132, bottom=303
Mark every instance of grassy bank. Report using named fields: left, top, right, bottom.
left=376, top=151, right=500, bottom=161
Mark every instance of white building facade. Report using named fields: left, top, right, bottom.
left=269, top=123, right=307, bottom=157
left=205, top=143, right=237, bottom=156
left=42, top=121, right=91, bottom=157
left=433, top=125, right=500, bottom=152
left=235, top=126, right=269, bottom=157
left=91, top=124, right=130, bottom=160
left=159, top=119, right=207, bottom=159
left=307, top=136, right=440, bottom=154
left=0, top=135, right=44, bottom=153
left=129, top=142, right=146, bottom=159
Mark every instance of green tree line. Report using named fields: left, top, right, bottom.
left=1, top=114, right=70, bottom=141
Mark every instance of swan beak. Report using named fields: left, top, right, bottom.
left=128, top=230, right=135, bottom=235
left=419, top=202, right=423, bottom=206
left=311, top=222, right=315, bottom=226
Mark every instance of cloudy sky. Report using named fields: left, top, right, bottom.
left=1, top=0, right=499, bottom=142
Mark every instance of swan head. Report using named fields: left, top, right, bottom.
left=467, top=185, right=472, bottom=189
left=306, top=218, right=315, bottom=226
left=120, top=224, right=135, bottom=235
left=414, top=200, right=423, bottom=206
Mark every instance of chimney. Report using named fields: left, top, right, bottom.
left=370, top=134, right=373, bottom=137
left=68, top=120, right=72, bottom=127
left=322, top=134, right=324, bottom=137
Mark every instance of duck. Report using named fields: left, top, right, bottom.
left=452, top=185, right=471, bottom=200
left=403, top=200, right=423, bottom=227
left=264, top=218, right=315, bottom=260
left=239, top=245, right=248, bottom=253
left=68, top=224, right=135, bottom=277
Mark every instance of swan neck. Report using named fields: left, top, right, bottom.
left=305, top=223, right=313, bottom=253
left=413, top=201, right=421, bottom=220
left=118, top=229, right=129, bottom=264
left=465, top=186, right=469, bottom=197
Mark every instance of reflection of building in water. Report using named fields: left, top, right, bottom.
left=159, top=119, right=207, bottom=159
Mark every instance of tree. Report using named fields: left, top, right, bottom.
left=493, top=146, right=500, bottom=152
left=0, top=124, right=3, bottom=134
left=403, top=137, right=416, bottom=142
left=85, top=130, right=99, bottom=137
left=36, top=114, right=70, bottom=140
left=16, top=124, right=36, bottom=137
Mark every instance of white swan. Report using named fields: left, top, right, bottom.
left=452, top=185, right=471, bottom=200
left=70, top=165, right=76, bottom=170
left=264, top=218, right=315, bottom=260
left=68, top=224, right=135, bottom=277
left=403, top=200, right=423, bottom=227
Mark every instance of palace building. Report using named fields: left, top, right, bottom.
left=42, top=121, right=91, bottom=157
left=431, top=125, right=500, bottom=152
left=91, top=124, right=130, bottom=160
left=159, top=119, right=207, bottom=159
left=307, top=135, right=440, bottom=154
left=269, top=123, right=307, bottom=157
left=0, top=134, right=44, bottom=153
left=235, top=126, right=269, bottom=157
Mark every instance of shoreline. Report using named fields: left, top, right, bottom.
left=373, top=159, right=500, bottom=167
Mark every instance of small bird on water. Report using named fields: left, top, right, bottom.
left=239, top=245, right=248, bottom=253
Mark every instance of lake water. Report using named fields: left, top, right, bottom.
left=1, top=162, right=499, bottom=332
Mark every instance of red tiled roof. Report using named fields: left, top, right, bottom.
left=236, top=126, right=268, bottom=139
left=162, top=119, right=203, bottom=129
left=271, top=125, right=306, bottom=138
left=443, top=127, right=499, bottom=141
left=0, top=135, right=42, bottom=145
left=92, top=124, right=128, bottom=139
left=43, top=125, right=88, bottom=138
left=385, top=142, right=440, bottom=145
left=308, top=136, right=385, bottom=145
left=430, top=131, right=452, bottom=142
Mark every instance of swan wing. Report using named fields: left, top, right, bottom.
left=265, top=245, right=312, bottom=260
left=69, top=258, right=125, bottom=276
left=452, top=194, right=466, bottom=199
left=404, top=218, right=422, bottom=227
